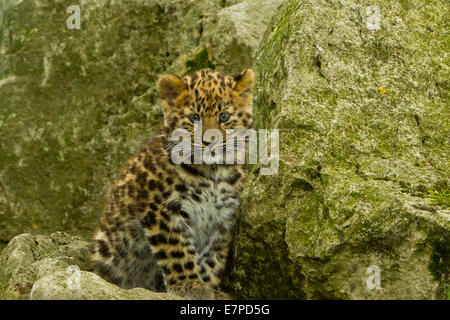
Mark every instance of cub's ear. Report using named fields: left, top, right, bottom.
left=233, top=69, right=254, bottom=93
left=158, top=74, right=186, bottom=102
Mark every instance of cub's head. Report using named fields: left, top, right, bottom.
left=158, top=68, right=254, bottom=144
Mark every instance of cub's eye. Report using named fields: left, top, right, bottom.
left=219, top=113, right=231, bottom=122
left=188, top=114, right=200, bottom=123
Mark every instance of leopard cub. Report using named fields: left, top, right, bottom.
left=90, top=68, right=254, bottom=299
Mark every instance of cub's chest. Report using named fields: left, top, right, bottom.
left=177, top=177, right=240, bottom=251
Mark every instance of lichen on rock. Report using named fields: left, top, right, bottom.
left=229, top=0, right=449, bottom=299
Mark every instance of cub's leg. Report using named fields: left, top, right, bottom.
left=90, top=217, right=166, bottom=291
left=143, top=203, right=215, bottom=300
left=197, top=230, right=234, bottom=299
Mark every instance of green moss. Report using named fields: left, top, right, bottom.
left=427, top=184, right=450, bottom=208
left=252, top=0, right=298, bottom=130
left=184, top=47, right=215, bottom=75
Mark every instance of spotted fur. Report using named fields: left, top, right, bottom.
left=90, top=68, right=254, bottom=299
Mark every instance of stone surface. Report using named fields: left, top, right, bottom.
left=229, top=0, right=449, bottom=299
left=0, top=232, right=181, bottom=299
left=0, top=0, right=281, bottom=244
left=1, top=0, right=448, bottom=300
left=201, top=0, right=285, bottom=74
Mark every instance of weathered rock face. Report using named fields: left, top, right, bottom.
left=0, top=0, right=280, bottom=244
left=0, top=232, right=181, bottom=299
left=1, top=0, right=448, bottom=301
left=201, top=0, right=285, bottom=74
left=229, top=0, right=449, bottom=299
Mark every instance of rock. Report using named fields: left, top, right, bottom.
left=0, top=0, right=281, bottom=244
left=0, top=243, right=6, bottom=255
left=2, top=0, right=447, bottom=300
left=0, top=232, right=181, bottom=299
left=230, top=0, right=449, bottom=299
left=201, top=0, right=285, bottom=74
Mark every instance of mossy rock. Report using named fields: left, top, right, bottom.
left=229, top=0, right=449, bottom=299
left=0, top=0, right=281, bottom=243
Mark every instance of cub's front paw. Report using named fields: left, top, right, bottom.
left=168, top=281, right=215, bottom=300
